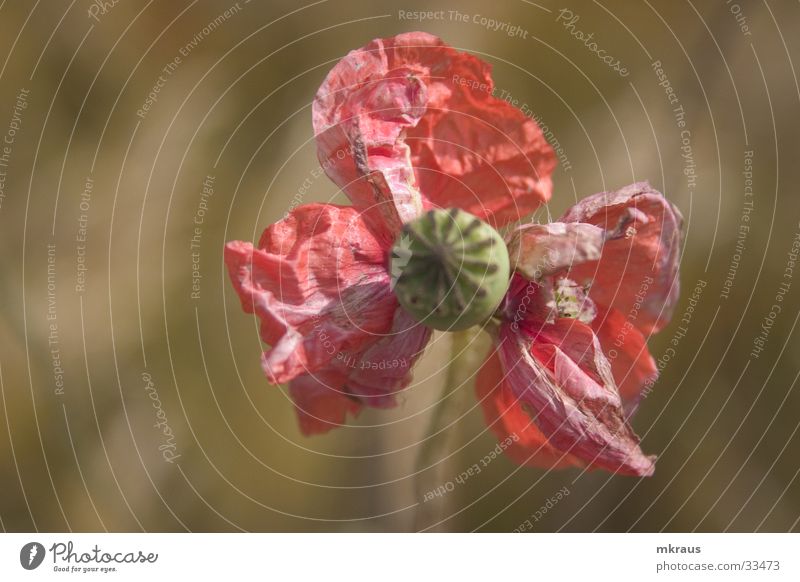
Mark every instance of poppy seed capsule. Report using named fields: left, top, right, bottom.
left=390, top=208, right=510, bottom=331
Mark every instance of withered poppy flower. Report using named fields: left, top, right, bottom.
left=227, top=33, right=682, bottom=478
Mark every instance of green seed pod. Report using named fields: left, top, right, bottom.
left=390, top=208, right=510, bottom=331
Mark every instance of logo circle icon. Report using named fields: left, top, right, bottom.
left=20, top=542, right=45, bottom=570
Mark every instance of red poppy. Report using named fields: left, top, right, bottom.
left=225, top=32, right=556, bottom=435
left=227, top=33, right=682, bottom=478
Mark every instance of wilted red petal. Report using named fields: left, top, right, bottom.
left=287, top=309, right=431, bottom=434
left=313, top=37, right=427, bottom=240
left=408, top=76, right=556, bottom=226
left=498, top=273, right=558, bottom=331
left=284, top=310, right=430, bottom=436
left=476, top=348, right=581, bottom=469
left=560, top=182, right=683, bottom=334
left=591, top=307, right=658, bottom=410
left=529, top=318, right=620, bottom=408
left=497, top=323, right=655, bottom=477
left=288, top=370, right=362, bottom=436
left=344, top=308, right=432, bottom=408
left=507, top=222, right=605, bottom=280
left=225, top=204, right=397, bottom=384
left=313, top=32, right=556, bottom=231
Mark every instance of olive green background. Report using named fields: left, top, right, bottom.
left=1, top=0, right=798, bottom=532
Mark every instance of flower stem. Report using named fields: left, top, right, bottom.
left=414, top=326, right=488, bottom=531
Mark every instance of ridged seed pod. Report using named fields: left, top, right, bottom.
left=390, top=208, right=510, bottom=331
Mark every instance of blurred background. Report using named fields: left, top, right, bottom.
left=1, top=0, right=799, bottom=532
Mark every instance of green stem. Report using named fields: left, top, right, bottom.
left=414, top=327, right=488, bottom=531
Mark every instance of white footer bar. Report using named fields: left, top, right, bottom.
left=1, top=533, right=796, bottom=580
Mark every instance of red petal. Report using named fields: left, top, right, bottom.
left=530, top=318, right=620, bottom=408
left=288, top=370, right=362, bottom=436
left=344, top=308, right=432, bottom=407
left=507, top=222, right=605, bottom=280
left=408, top=72, right=556, bottom=226
left=477, top=348, right=581, bottom=469
left=496, top=323, right=655, bottom=476
left=560, top=182, right=683, bottom=334
left=313, top=37, right=427, bottom=240
left=288, top=309, right=431, bottom=434
left=591, top=307, right=658, bottom=410
left=225, top=204, right=397, bottom=384
left=313, top=32, right=556, bottom=231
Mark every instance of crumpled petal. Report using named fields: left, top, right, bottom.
left=225, top=204, right=397, bottom=384
left=496, top=322, right=656, bottom=476
left=313, top=31, right=556, bottom=232
left=591, top=306, right=658, bottom=411
left=499, top=273, right=557, bottom=327
left=313, top=44, right=426, bottom=241
left=527, top=318, right=619, bottom=408
left=287, top=309, right=431, bottom=435
left=288, top=369, right=361, bottom=435
left=507, top=222, right=605, bottom=280
left=560, top=182, right=683, bottom=334
left=476, top=347, right=581, bottom=469
left=342, top=308, right=432, bottom=408
left=282, top=309, right=431, bottom=436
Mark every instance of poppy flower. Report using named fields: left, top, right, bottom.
left=226, top=32, right=683, bottom=478
left=225, top=32, right=556, bottom=435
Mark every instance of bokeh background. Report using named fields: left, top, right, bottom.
left=1, top=0, right=799, bottom=532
